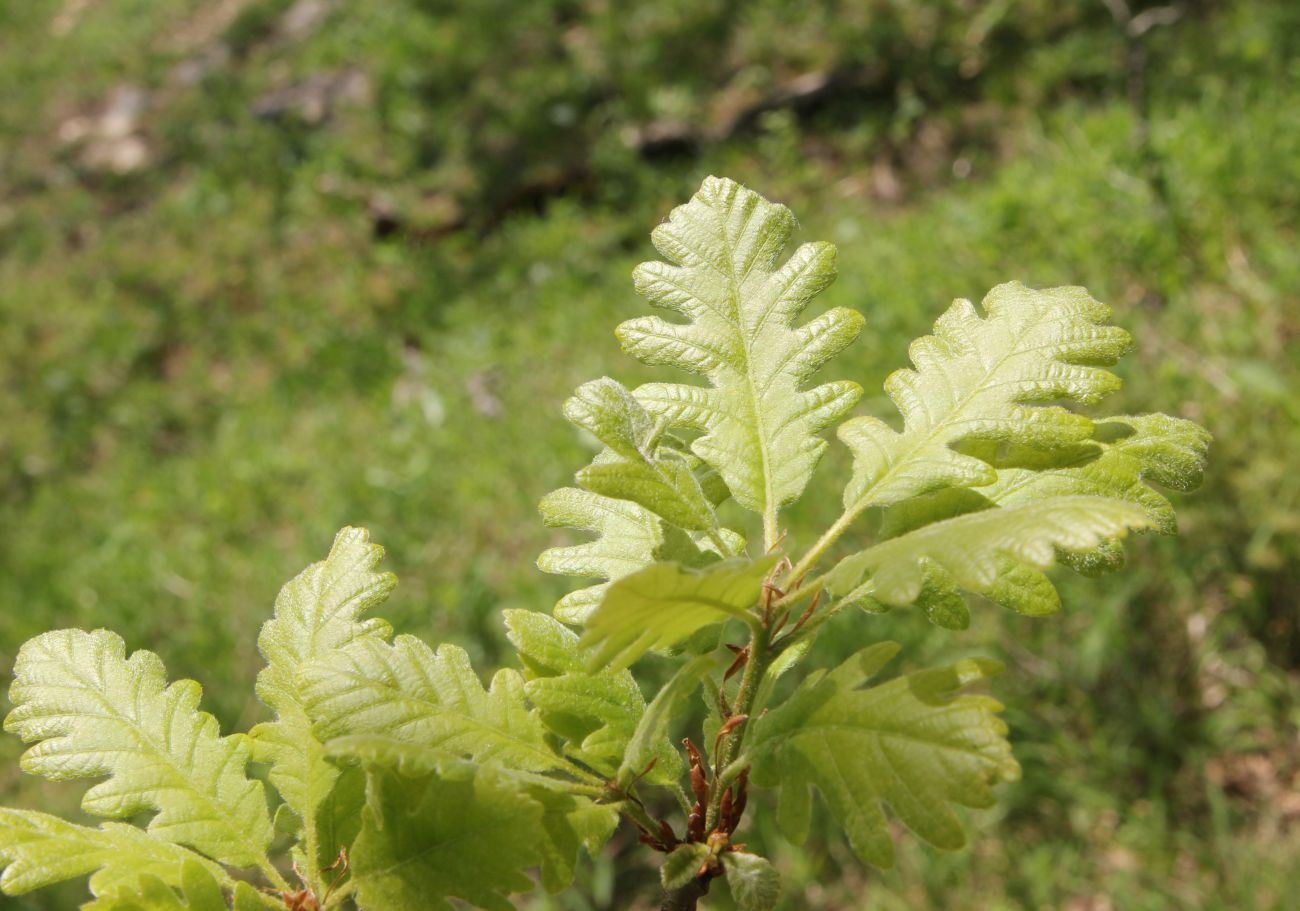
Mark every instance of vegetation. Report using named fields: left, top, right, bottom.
left=0, top=0, right=1297, bottom=908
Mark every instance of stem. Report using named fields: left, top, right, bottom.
left=661, top=609, right=776, bottom=911
left=706, top=528, right=734, bottom=558
left=705, top=627, right=770, bottom=832
left=618, top=795, right=664, bottom=838
left=786, top=506, right=858, bottom=586
left=762, top=507, right=779, bottom=553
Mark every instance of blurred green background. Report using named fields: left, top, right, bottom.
left=1, top=1, right=1297, bottom=908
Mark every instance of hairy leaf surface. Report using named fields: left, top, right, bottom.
left=827, top=496, right=1153, bottom=608
left=723, top=852, right=780, bottom=911
left=0, top=811, right=221, bottom=898
left=537, top=487, right=670, bottom=623
left=349, top=766, right=542, bottom=911
left=661, top=844, right=710, bottom=891
left=616, top=654, right=716, bottom=787
left=250, top=527, right=396, bottom=826
left=4, top=630, right=271, bottom=868
left=621, top=176, right=864, bottom=518
left=866, top=415, right=1211, bottom=619
left=580, top=556, right=778, bottom=670
left=504, top=610, right=678, bottom=783
left=566, top=378, right=720, bottom=532
left=839, top=282, right=1131, bottom=513
left=302, top=635, right=580, bottom=782
left=747, top=643, right=1019, bottom=868
left=81, top=861, right=271, bottom=911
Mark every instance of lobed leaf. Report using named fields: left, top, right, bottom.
left=621, top=175, right=864, bottom=518
left=348, top=765, right=543, bottom=911
left=616, top=654, right=716, bottom=788
left=302, top=635, right=574, bottom=780
left=580, top=556, right=779, bottom=671
left=530, top=786, right=620, bottom=894
left=566, top=378, right=720, bottom=532
left=0, top=810, right=221, bottom=898
left=747, top=642, right=1020, bottom=868
left=504, top=610, right=679, bottom=783
left=865, top=414, right=1211, bottom=619
left=827, top=496, right=1154, bottom=609
left=839, top=282, right=1132, bottom=513
left=81, top=861, right=272, bottom=911
left=536, top=487, right=672, bottom=623
left=4, top=630, right=272, bottom=868
left=249, top=527, right=395, bottom=827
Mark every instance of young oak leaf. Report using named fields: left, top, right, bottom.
left=865, top=414, right=1211, bottom=621
left=300, top=634, right=590, bottom=785
left=661, top=843, right=710, bottom=890
left=0, top=810, right=224, bottom=898
left=3, top=630, right=272, bottom=869
left=566, top=377, right=720, bottom=533
left=826, top=496, right=1154, bottom=608
left=723, top=852, right=781, bottom=911
left=537, top=487, right=673, bottom=623
left=746, top=642, right=1020, bottom=868
left=579, top=556, right=779, bottom=671
left=838, top=282, right=1132, bottom=516
left=620, top=175, right=864, bottom=521
left=82, top=860, right=275, bottom=911
left=348, top=765, right=544, bottom=911
left=529, top=786, right=621, bottom=895
left=249, top=527, right=396, bottom=826
left=974, top=412, right=1211, bottom=574
left=504, top=610, right=681, bottom=784
left=537, top=487, right=743, bottom=624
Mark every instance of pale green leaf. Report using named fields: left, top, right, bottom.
left=839, top=282, right=1132, bottom=513
left=827, top=497, right=1154, bottom=607
left=566, top=378, right=719, bottom=532
left=4, top=630, right=272, bottom=868
left=349, top=766, right=543, bottom=911
left=530, top=787, right=620, bottom=894
left=323, top=741, right=615, bottom=894
left=537, top=487, right=671, bottom=623
left=660, top=844, right=709, bottom=890
left=504, top=610, right=679, bottom=784
left=301, top=635, right=587, bottom=784
left=866, top=414, right=1211, bottom=618
left=580, top=556, right=778, bottom=671
left=747, top=642, right=1020, bottom=868
left=975, top=413, right=1210, bottom=575
left=536, top=485, right=734, bottom=624
left=0, top=810, right=221, bottom=898
left=723, top=852, right=780, bottom=911
left=621, top=175, right=864, bottom=516
left=249, top=527, right=395, bottom=829
left=979, top=414, right=1210, bottom=525
left=79, top=861, right=259, bottom=911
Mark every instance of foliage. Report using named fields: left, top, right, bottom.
left=0, top=178, right=1209, bottom=909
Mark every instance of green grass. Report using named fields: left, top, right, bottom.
left=1, top=1, right=1298, bottom=908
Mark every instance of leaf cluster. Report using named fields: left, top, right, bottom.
left=0, top=178, right=1207, bottom=910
